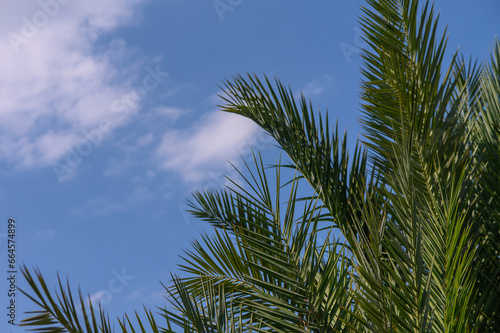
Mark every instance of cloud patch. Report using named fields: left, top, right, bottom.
left=156, top=111, right=261, bottom=182
left=0, top=0, right=148, bottom=170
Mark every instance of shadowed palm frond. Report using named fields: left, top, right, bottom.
left=467, top=37, right=500, bottom=331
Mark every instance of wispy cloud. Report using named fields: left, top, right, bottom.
left=0, top=0, right=149, bottom=170
left=155, top=111, right=261, bottom=182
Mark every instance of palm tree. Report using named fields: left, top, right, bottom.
left=20, top=0, right=499, bottom=331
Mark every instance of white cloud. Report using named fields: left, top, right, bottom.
left=0, top=0, right=149, bottom=170
left=156, top=111, right=261, bottom=182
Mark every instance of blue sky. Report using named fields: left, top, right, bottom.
left=0, top=0, right=498, bottom=331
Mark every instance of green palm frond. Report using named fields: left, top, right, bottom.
left=160, top=275, right=264, bottom=332
left=352, top=0, right=493, bottom=331
left=219, top=74, right=369, bottom=247
left=467, top=37, right=500, bottom=331
left=169, top=152, right=354, bottom=331
left=20, top=265, right=114, bottom=333
left=118, top=307, right=164, bottom=333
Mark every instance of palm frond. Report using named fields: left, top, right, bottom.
left=353, top=0, right=489, bottom=331
left=219, top=74, right=369, bottom=247
left=169, top=153, right=355, bottom=331
left=20, top=266, right=170, bottom=333
left=20, top=265, right=113, bottom=333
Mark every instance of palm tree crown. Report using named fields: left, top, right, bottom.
left=21, top=0, right=500, bottom=331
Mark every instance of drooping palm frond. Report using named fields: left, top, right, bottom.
left=219, top=74, right=370, bottom=247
